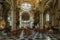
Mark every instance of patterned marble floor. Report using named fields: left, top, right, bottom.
left=0, top=30, right=60, bottom=40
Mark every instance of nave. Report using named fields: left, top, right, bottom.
left=0, top=0, right=60, bottom=40
left=0, top=28, right=60, bottom=40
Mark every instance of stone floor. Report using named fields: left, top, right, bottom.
left=0, top=30, right=60, bottom=40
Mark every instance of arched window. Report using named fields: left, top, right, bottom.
left=46, top=13, right=49, bottom=21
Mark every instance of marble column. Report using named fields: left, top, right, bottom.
left=52, top=15, right=54, bottom=26
left=40, top=13, right=43, bottom=29
left=58, top=11, right=60, bottom=31
left=10, top=0, right=16, bottom=30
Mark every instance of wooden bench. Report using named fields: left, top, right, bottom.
left=10, top=28, right=22, bottom=36
left=33, top=27, right=40, bottom=32
left=24, top=28, right=32, bottom=36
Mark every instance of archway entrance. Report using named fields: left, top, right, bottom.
left=19, top=2, right=34, bottom=28
left=19, top=11, right=34, bottom=28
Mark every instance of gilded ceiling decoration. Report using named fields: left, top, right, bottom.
left=20, top=3, right=32, bottom=11
left=17, top=0, right=40, bottom=8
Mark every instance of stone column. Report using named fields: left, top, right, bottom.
left=39, top=0, right=44, bottom=29
left=58, top=11, right=60, bottom=31
left=10, top=0, right=16, bottom=30
left=0, top=4, right=3, bottom=19
left=52, top=15, right=55, bottom=26
left=19, top=11, right=22, bottom=28
left=40, top=13, right=43, bottom=29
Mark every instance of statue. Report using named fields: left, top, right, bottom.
left=0, top=19, right=6, bottom=30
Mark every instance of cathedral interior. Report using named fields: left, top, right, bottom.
left=0, top=0, right=60, bottom=40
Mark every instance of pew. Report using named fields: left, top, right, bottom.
left=10, top=28, right=22, bottom=36
left=33, top=26, right=40, bottom=32
left=24, top=27, right=32, bottom=36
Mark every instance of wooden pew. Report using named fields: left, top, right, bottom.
left=24, top=27, right=32, bottom=36
left=10, top=28, right=22, bottom=36
left=33, top=26, right=39, bottom=32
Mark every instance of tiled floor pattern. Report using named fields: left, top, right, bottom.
left=0, top=31, right=60, bottom=40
